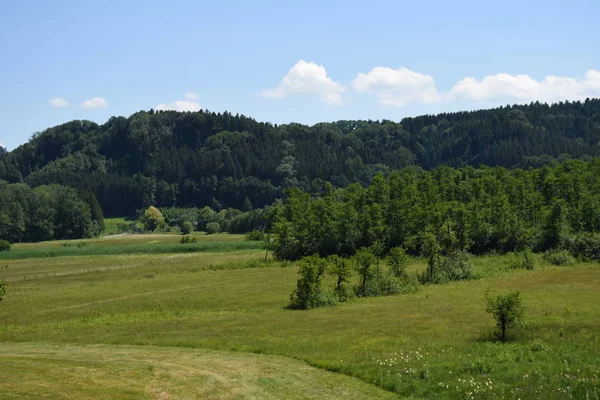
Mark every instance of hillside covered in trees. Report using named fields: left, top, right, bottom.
left=1, top=99, right=600, bottom=215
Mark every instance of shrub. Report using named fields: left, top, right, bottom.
left=0, top=279, right=5, bottom=301
left=181, top=221, right=194, bottom=235
left=206, top=222, right=221, bottom=235
left=543, top=249, right=575, bottom=266
left=511, top=248, right=535, bottom=270
left=0, top=240, right=10, bottom=252
left=419, top=251, right=475, bottom=284
left=485, top=291, right=525, bottom=341
left=565, top=233, right=600, bottom=261
left=245, top=229, right=264, bottom=241
left=179, top=235, right=198, bottom=244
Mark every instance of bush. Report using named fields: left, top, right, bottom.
left=245, top=229, right=265, bottom=241
left=485, top=291, right=525, bottom=341
left=511, top=248, right=535, bottom=270
left=141, top=206, right=165, bottom=232
left=0, top=240, right=10, bottom=252
left=565, top=233, right=600, bottom=261
left=179, top=235, right=198, bottom=244
left=0, top=279, right=5, bottom=302
left=206, top=222, right=221, bottom=235
left=543, top=249, right=575, bottom=266
left=420, top=251, right=475, bottom=284
left=181, top=221, right=194, bottom=235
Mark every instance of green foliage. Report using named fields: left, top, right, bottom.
left=181, top=221, right=194, bottom=235
left=420, top=251, right=475, bottom=284
left=288, top=255, right=328, bottom=309
left=387, top=246, right=409, bottom=278
left=353, top=248, right=376, bottom=297
left=206, top=222, right=221, bottom=235
left=565, top=233, right=600, bottom=261
left=245, top=229, right=264, bottom=241
left=543, top=249, right=576, bottom=266
left=511, top=248, right=535, bottom=270
left=327, top=255, right=353, bottom=301
left=0, top=240, right=10, bottom=252
left=141, top=206, right=165, bottom=232
left=179, top=235, right=198, bottom=244
left=485, top=291, right=525, bottom=341
left=0, top=279, right=5, bottom=301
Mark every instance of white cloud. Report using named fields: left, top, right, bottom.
left=156, top=93, right=201, bottom=112
left=352, top=66, right=442, bottom=107
left=49, top=97, right=70, bottom=107
left=261, top=60, right=346, bottom=105
left=352, top=67, right=600, bottom=107
left=184, top=92, right=199, bottom=101
left=450, top=69, right=600, bottom=103
left=81, top=97, right=108, bottom=109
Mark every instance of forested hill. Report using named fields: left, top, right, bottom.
left=1, top=99, right=600, bottom=216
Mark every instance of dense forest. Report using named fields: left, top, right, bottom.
left=270, top=159, right=600, bottom=261
left=1, top=99, right=600, bottom=215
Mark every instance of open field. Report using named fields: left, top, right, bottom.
left=0, top=236, right=599, bottom=399
left=1, top=234, right=259, bottom=260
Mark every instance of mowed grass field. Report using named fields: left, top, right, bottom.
left=0, top=235, right=599, bottom=399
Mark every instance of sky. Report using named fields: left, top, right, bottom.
left=1, top=0, right=599, bottom=150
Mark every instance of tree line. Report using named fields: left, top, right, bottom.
left=2, top=99, right=600, bottom=215
left=0, top=182, right=104, bottom=243
left=270, top=159, right=600, bottom=261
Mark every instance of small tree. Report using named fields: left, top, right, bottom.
left=370, top=240, right=386, bottom=272
left=327, top=255, right=352, bottom=299
left=485, top=291, right=525, bottom=341
left=353, top=248, right=376, bottom=296
left=289, top=255, right=327, bottom=309
left=181, top=221, right=194, bottom=235
left=0, top=280, right=6, bottom=302
left=206, top=222, right=221, bottom=234
left=141, top=206, right=164, bottom=232
left=388, top=246, right=409, bottom=278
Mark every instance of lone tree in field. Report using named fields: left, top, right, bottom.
left=141, top=206, right=164, bottom=232
left=485, top=291, right=525, bottom=341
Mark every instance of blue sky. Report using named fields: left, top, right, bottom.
left=1, top=0, right=599, bottom=150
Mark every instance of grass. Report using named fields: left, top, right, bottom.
left=0, top=240, right=599, bottom=399
left=1, top=234, right=261, bottom=260
left=0, top=342, right=396, bottom=400
left=102, top=217, right=135, bottom=236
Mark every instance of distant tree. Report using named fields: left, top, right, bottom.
left=141, top=206, right=164, bottom=232
left=327, top=255, right=352, bottom=298
left=485, top=291, right=525, bottom=341
left=289, top=255, right=327, bottom=309
left=181, top=221, right=194, bottom=235
left=206, top=222, right=221, bottom=234
left=353, top=248, right=376, bottom=296
left=388, top=246, right=409, bottom=278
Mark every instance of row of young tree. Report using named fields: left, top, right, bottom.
left=0, top=181, right=104, bottom=243
left=2, top=99, right=600, bottom=214
left=271, top=159, right=600, bottom=261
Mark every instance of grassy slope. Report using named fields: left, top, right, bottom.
left=0, top=343, right=396, bottom=400
left=0, top=241, right=599, bottom=399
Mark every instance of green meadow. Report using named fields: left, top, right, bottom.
left=0, top=235, right=599, bottom=399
